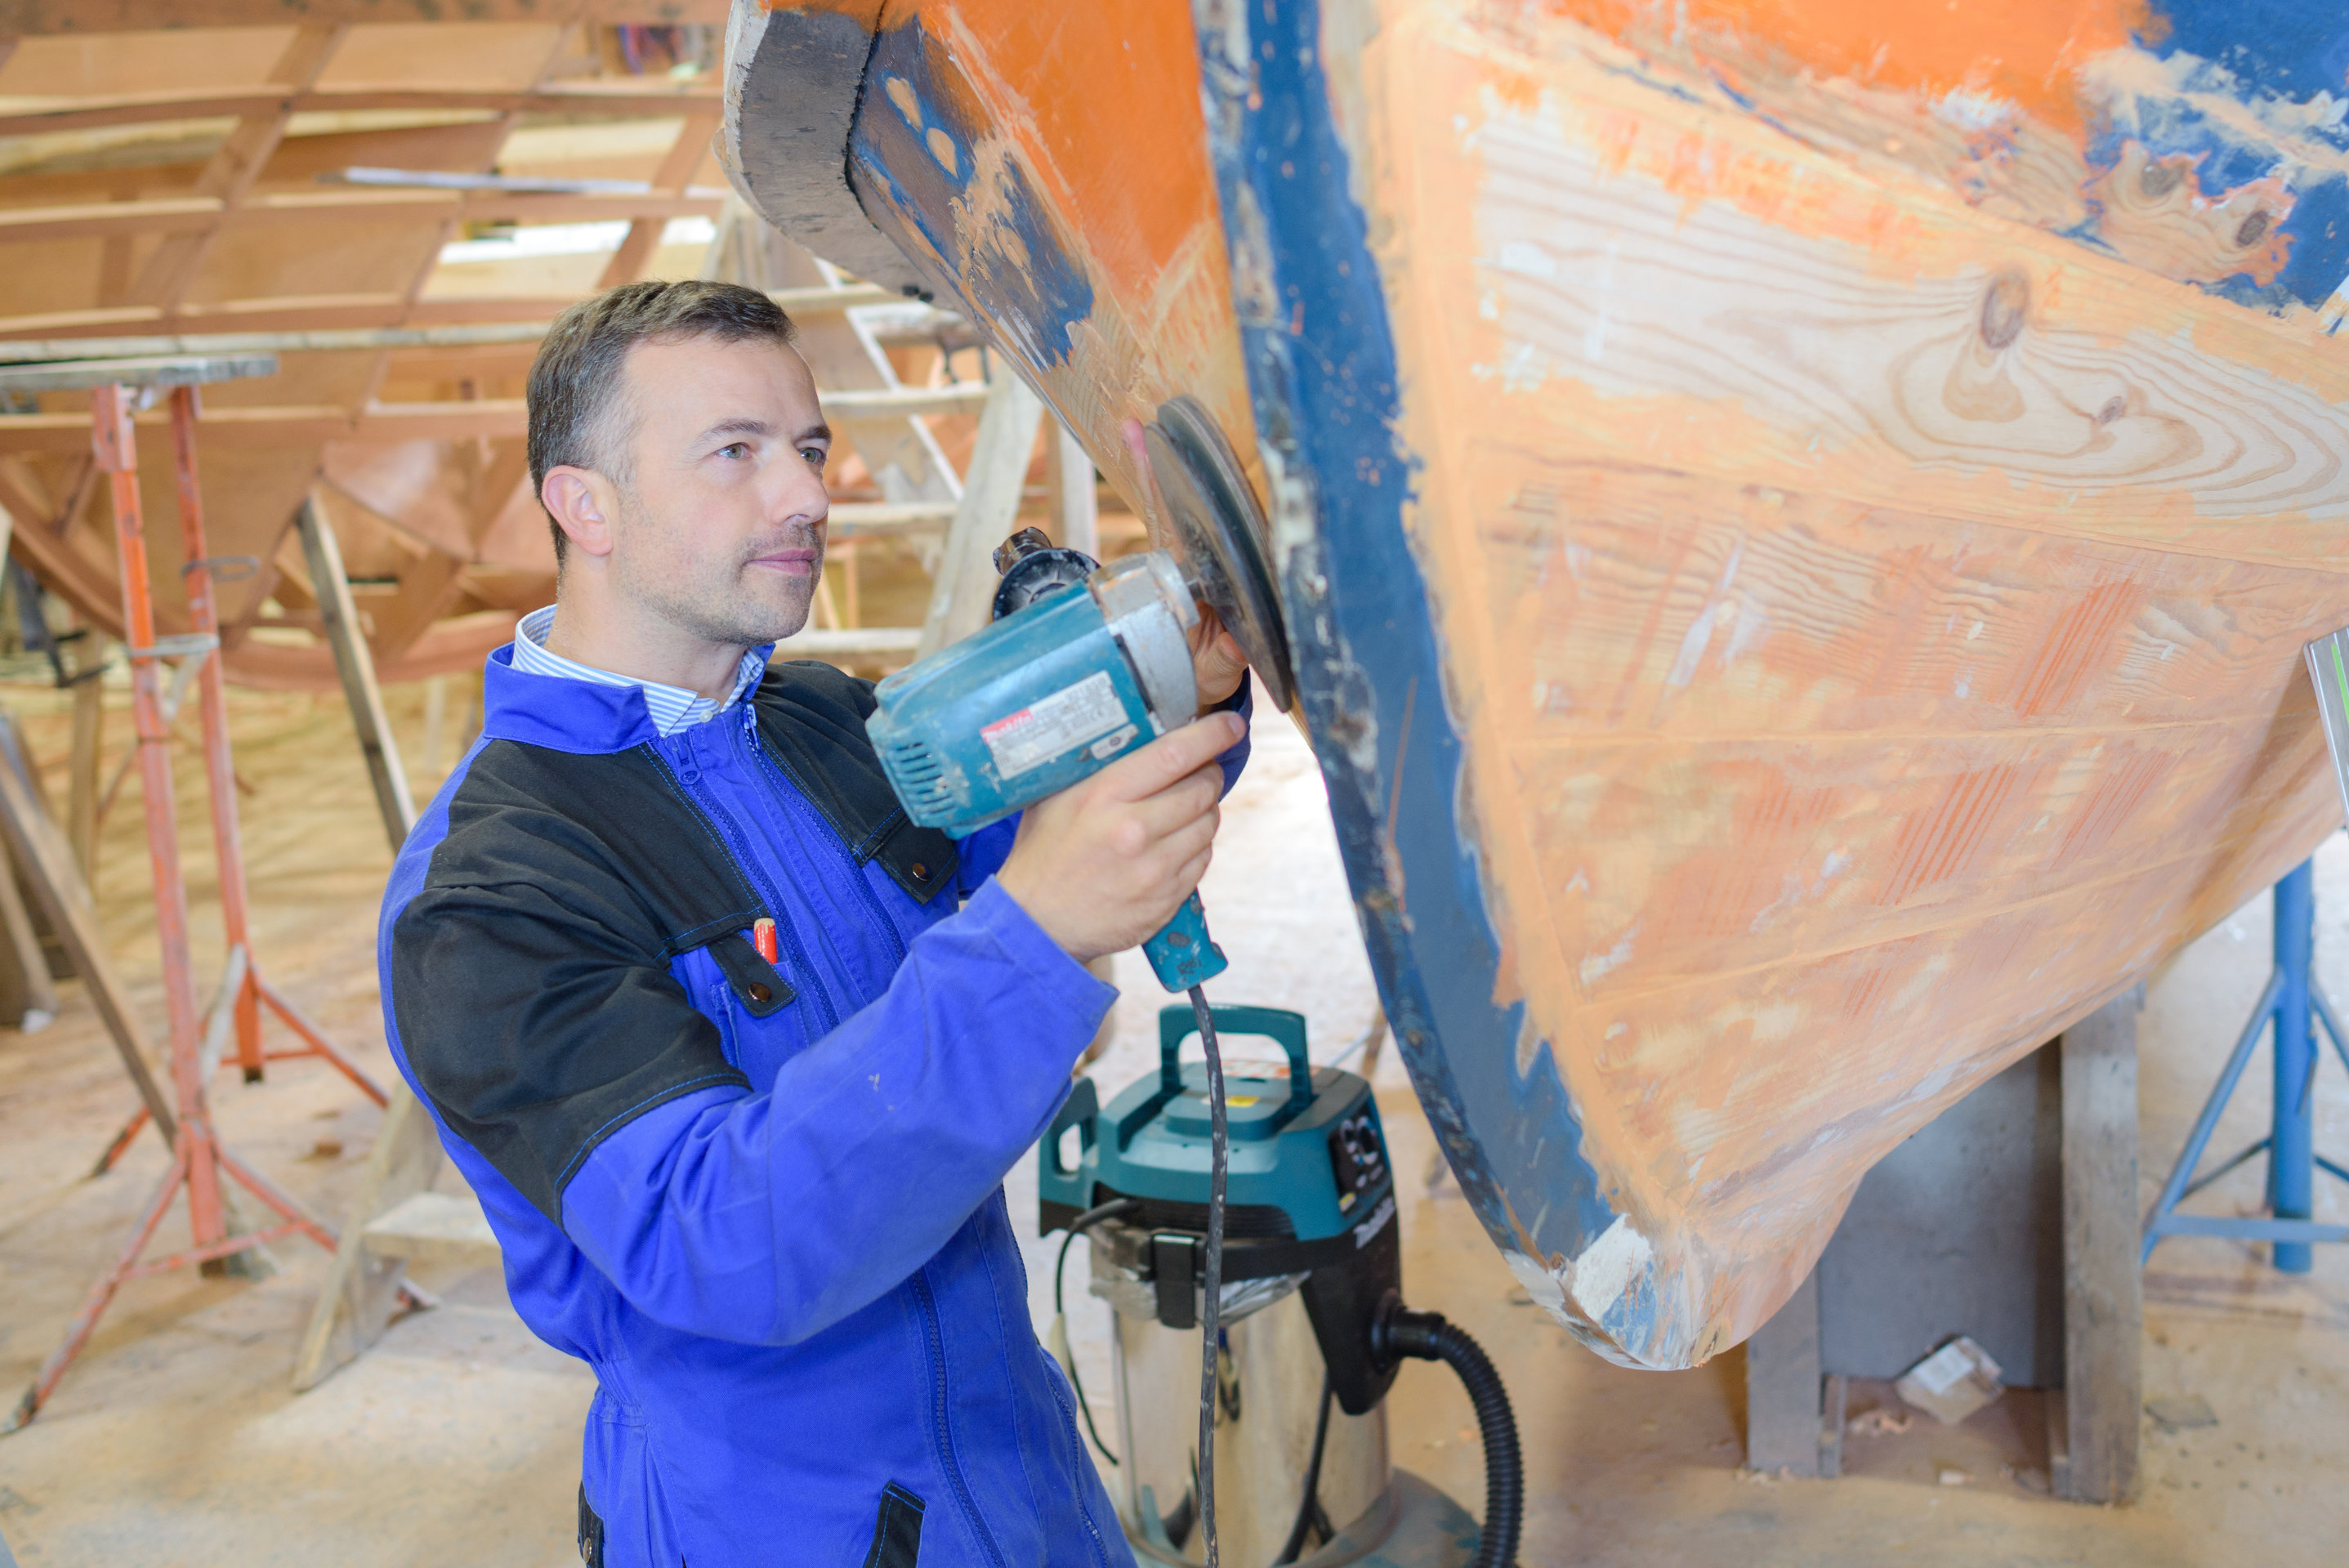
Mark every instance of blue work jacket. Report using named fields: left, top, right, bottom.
left=378, top=645, right=1247, bottom=1567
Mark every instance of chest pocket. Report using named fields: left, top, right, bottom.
left=706, top=931, right=796, bottom=1017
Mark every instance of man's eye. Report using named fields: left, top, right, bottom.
left=717, top=442, right=749, bottom=460
left=801, top=447, right=827, bottom=467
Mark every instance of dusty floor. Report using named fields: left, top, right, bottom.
left=0, top=680, right=2345, bottom=1565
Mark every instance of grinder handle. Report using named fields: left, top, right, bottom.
left=1141, top=891, right=1228, bottom=992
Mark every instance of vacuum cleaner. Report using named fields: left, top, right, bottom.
left=1038, top=1004, right=1523, bottom=1568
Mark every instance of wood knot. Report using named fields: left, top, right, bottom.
left=2094, top=395, right=2126, bottom=427
left=2139, top=162, right=2183, bottom=199
left=2235, top=209, right=2272, bottom=248
left=1980, top=272, right=2030, bottom=350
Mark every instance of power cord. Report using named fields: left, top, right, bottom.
left=1050, top=1197, right=1139, bottom=1463
left=1189, top=983, right=1228, bottom=1568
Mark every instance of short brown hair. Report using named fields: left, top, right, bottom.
left=526, top=279, right=798, bottom=562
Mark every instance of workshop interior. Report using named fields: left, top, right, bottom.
left=2, top=2, right=2348, bottom=1565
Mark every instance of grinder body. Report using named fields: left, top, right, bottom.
left=865, top=550, right=1228, bottom=989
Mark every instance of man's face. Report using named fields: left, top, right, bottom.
left=603, top=334, right=832, bottom=647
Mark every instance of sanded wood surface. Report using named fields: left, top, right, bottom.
left=1336, top=0, right=2349, bottom=1366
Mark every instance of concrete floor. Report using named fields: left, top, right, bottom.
left=1, top=682, right=2345, bottom=1565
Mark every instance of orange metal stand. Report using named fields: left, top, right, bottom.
left=88, top=386, right=387, bottom=1173
left=7, top=378, right=363, bottom=1432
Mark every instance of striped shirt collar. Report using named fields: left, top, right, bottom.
left=511, top=605, right=768, bottom=738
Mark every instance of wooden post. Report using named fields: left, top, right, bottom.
left=2058, top=989, right=2142, bottom=1503
left=420, top=671, right=447, bottom=785
left=1047, top=418, right=1100, bottom=558
left=290, top=1083, right=444, bottom=1392
left=67, top=646, right=103, bottom=885
left=917, top=376, right=1044, bottom=658
left=1743, top=1266, right=1825, bottom=1476
left=296, top=497, right=415, bottom=851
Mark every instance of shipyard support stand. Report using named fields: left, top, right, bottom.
left=2141, top=858, right=2349, bottom=1269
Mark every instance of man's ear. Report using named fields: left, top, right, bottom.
left=541, top=467, right=619, bottom=561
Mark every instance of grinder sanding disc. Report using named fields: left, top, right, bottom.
left=1143, top=395, right=1295, bottom=713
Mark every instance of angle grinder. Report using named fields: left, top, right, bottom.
left=864, top=397, right=1293, bottom=1566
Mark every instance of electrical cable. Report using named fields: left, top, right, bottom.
left=1371, top=1300, right=1523, bottom=1568
left=1188, top=982, right=1228, bottom=1568
left=1273, top=1373, right=1335, bottom=1564
left=1051, top=1198, right=1139, bottom=1465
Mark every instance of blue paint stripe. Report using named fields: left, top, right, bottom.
left=1190, top=2, right=1632, bottom=1341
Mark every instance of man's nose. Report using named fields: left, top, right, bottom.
left=773, top=459, right=829, bottom=527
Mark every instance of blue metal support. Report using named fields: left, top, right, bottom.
left=2143, top=860, right=2349, bottom=1268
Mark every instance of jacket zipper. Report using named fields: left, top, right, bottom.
left=1040, top=1351, right=1114, bottom=1566
left=649, top=737, right=843, bottom=1031
left=909, top=1265, right=1012, bottom=1568
left=744, top=712, right=909, bottom=967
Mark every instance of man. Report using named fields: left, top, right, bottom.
left=378, top=279, right=1251, bottom=1567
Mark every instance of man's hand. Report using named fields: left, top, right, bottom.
left=1190, top=601, right=1249, bottom=708
left=995, top=712, right=1244, bottom=963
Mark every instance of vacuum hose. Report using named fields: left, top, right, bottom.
left=1370, top=1298, right=1524, bottom=1568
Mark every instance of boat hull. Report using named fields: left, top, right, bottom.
left=731, top=0, right=2349, bottom=1368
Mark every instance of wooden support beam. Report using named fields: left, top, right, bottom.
left=1046, top=418, right=1100, bottom=557
left=0, top=385, right=990, bottom=453
left=66, top=644, right=103, bottom=885
left=0, top=742, right=174, bottom=1144
left=0, top=285, right=904, bottom=361
left=918, top=376, right=1044, bottom=658
left=296, top=498, right=415, bottom=853
left=0, top=189, right=724, bottom=245
left=0, top=4, right=726, bottom=41
left=290, top=1083, right=449, bottom=1394
left=598, top=111, right=721, bottom=288
left=2058, top=989, right=2142, bottom=1503
left=773, top=627, right=922, bottom=660
left=0, top=85, right=721, bottom=140
left=1742, top=1268, right=1827, bottom=1477
left=827, top=500, right=957, bottom=534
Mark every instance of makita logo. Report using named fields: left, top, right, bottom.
left=1352, top=1193, right=1396, bottom=1249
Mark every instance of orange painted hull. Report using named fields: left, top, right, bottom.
left=734, top=0, right=2349, bottom=1367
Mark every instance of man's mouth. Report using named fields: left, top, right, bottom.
left=749, top=546, right=822, bottom=579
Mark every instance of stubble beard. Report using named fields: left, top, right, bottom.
left=611, top=484, right=825, bottom=650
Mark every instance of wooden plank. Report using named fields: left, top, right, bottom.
left=296, top=497, right=415, bottom=853
left=773, top=626, right=920, bottom=660
left=1046, top=418, right=1099, bottom=557
left=0, top=2, right=727, bottom=38
left=828, top=500, right=956, bottom=534
left=289, top=1081, right=445, bottom=1393
left=0, top=85, right=721, bottom=140
left=66, top=648, right=101, bottom=885
left=0, top=285, right=904, bottom=360
left=1742, top=1266, right=1822, bottom=1476
left=359, top=1189, right=499, bottom=1268
left=0, top=743, right=173, bottom=1141
left=596, top=110, right=721, bottom=288
left=917, top=376, right=1043, bottom=658
left=0, top=385, right=994, bottom=452
left=0, top=189, right=723, bottom=244
left=126, top=25, right=351, bottom=313
left=2059, top=989, right=2142, bottom=1503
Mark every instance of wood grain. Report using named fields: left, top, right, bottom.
left=1354, top=0, right=2349, bottom=1365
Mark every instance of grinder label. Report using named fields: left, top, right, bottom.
left=981, top=671, right=1127, bottom=780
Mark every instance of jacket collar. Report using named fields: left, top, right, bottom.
left=480, top=640, right=784, bottom=755
left=480, top=643, right=666, bottom=754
